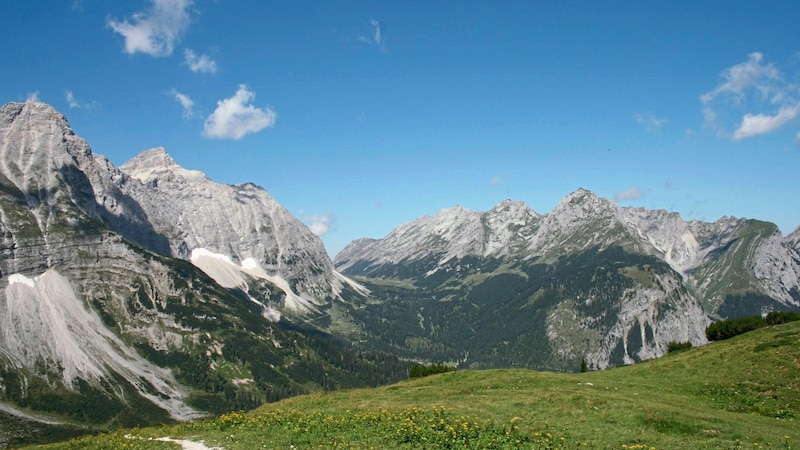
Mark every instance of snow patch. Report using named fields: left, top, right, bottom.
left=7, top=273, right=35, bottom=288
left=191, top=249, right=320, bottom=314
left=261, top=305, right=282, bottom=322
left=332, top=270, right=370, bottom=297
left=241, top=257, right=259, bottom=271
left=191, top=248, right=247, bottom=289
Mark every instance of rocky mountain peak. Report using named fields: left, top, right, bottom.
left=429, top=205, right=480, bottom=236
left=541, top=188, right=618, bottom=232
left=0, top=101, right=91, bottom=177
left=116, top=146, right=353, bottom=309
left=1, top=100, right=71, bottom=130
left=488, top=199, right=538, bottom=217
left=336, top=199, right=545, bottom=272
left=563, top=187, right=595, bottom=201
left=559, top=187, right=613, bottom=211
left=123, top=147, right=176, bottom=169
left=120, top=147, right=207, bottom=184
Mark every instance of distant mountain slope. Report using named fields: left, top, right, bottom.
left=336, top=188, right=800, bottom=316
left=333, top=189, right=799, bottom=370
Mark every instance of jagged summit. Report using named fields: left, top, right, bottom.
left=118, top=149, right=362, bottom=310
left=122, top=147, right=177, bottom=170
left=0, top=100, right=90, bottom=185
left=555, top=187, right=614, bottom=213
left=334, top=199, right=543, bottom=273
left=487, top=199, right=540, bottom=219
left=121, top=147, right=208, bottom=184
left=1, top=100, right=71, bottom=127
left=564, top=186, right=594, bottom=199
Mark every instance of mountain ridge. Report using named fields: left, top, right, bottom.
left=334, top=189, right=800, bottom=315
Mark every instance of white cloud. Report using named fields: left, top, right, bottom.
left=732, top=104, right=800, bottom=140
left=700, top=52, right=781, bottom=105
left=184, top=49, right=217, bottom=74
left=634, top=112, right=668, bottom=131
left=701, top=52, right=799, bottom=141
left=306, top=214, right=335, bottom=237
left=169, top=88, right=195, bottom=118
left=614, top=186, right=644, bottom=202
left=489, top=175, right=512, bottom=186
left=203, top=85, right=276, bottom=139
left=358, top=19, right=386, bottom=51
left=65, top=90, right=79, bottom=108
left=107, top=0, right=192, bottom=57
left=64, top=90, right=98, bottom=109
left=26, top=91, right=40, bottom=101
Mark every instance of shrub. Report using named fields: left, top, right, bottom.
left=408, top=363, right=455, bottom=379
left=706, top=315, right=765, bottom=341
left=667, top=341, right=692, bottom=353
left=765, top=311, right=800, bottom=325
left=707, top=311, right=800, bottom=341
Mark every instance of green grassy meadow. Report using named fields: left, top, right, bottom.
left=27, top=321, right=799, bottom=449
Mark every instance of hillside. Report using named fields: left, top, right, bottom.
left=30, top=320, right=800, bottom=449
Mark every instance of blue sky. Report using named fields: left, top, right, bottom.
left=2, top=1, right=799, bottom=256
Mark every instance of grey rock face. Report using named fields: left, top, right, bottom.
left=0, top=101, right=171, bottom=263
left=118, top=147, right=348, bottom=304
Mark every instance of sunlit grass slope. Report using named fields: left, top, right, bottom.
left=30, top=321, right=799, bottom=449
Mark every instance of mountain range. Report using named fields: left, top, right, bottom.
left=336, top=189, right=800, bottom=313
left=0, top=100, right=798, bottom=445
left=334, top=188, right=800, bottom=370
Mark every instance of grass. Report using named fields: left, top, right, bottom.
left=26, top=321, right=800, bottom=449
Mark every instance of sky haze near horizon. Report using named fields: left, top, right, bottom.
left=2, top=1, right=799, bottom=256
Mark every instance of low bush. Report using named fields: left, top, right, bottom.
left=408, top=363, right=455, bottom=379
left=667, top=341, right=692, bottom=353
left=707, top=310, right=800, bottom=341
left=765, top=311, right=800, bottom=325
